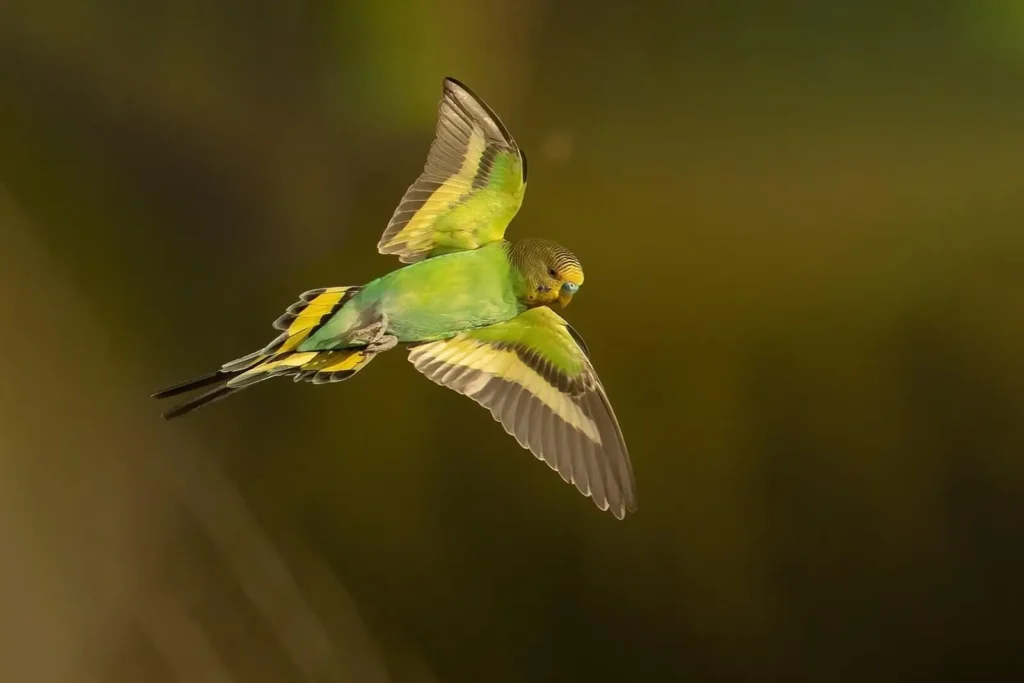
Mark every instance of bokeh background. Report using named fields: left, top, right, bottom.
left=2, top=2, right=1023, bottom=681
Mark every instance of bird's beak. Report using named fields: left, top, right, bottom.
left=558, top=290, right=575, bottom=308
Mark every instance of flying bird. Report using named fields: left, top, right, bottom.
left=153, top=77, right=637, bottom=518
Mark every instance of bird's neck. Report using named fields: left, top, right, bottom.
left=503, top=242, right=560, bottom=308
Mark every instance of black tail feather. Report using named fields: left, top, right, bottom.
left=162, top=384, right=239, bottom=420
left=152, top=370, right=234, bottom=399
left=154, top=367, right=248, bottom=419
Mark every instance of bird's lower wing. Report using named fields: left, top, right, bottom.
left=407, top=307, right=636, bottom=518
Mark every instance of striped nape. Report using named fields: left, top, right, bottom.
left=506, top=238, right=584, bottom=282
left=548, top=247, right=580, bottom=271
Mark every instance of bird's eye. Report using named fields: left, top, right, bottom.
left=547, top=268, right=558, bottom=278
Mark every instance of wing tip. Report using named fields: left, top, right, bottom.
left=443, top=75, right=469, bottom=91
left=377, top=234, right=425, bottom=263
left=438, top=76, right=517, bottom=148
left=595, top=488, right=638, bottom=520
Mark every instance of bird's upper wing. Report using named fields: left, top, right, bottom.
left=377, top=77, right=527, bottom=264
left=407, top=307, right=636, bottom=518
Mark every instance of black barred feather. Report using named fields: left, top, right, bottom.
left=272, top=286, right=360, bottom=333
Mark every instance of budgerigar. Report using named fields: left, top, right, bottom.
left=154, top=78, right=637, bottom=518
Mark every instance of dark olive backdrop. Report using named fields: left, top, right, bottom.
left=1, top=2, right=1023, bottom=681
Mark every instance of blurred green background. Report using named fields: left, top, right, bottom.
left=2, top=1, right=1023, bottom=681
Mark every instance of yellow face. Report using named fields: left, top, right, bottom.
left=511, top=238, right=585, bottom=308
left=529, top=261, right=584, bottom=308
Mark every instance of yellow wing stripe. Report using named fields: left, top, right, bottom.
left=380, top=128, right=488, bottom=252
left=412, top=338, right=602, bottom=443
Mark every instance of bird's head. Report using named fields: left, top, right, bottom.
left=509, top=238, right=585, bottom=308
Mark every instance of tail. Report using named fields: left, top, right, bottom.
left=151, top=368, right=246, bottom=419
left=153, top=286, right=378, bottom=420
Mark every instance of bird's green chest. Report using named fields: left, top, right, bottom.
left=361, top=247, right=526, bottom=342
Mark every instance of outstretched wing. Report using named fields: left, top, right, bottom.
left=407, top=307, right=636, bottom=518
left=377, top=77, right=528, bottom=264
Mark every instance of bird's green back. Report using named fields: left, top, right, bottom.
left=300, top=243, right=527, bottom=350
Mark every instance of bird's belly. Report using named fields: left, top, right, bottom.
left=370, top=269, right=522, bottom=342
left=382, top=289, right=520, bottom=342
